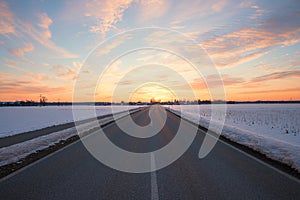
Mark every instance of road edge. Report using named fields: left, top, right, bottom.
left=166, top=108, right=300, bottom=180
left=0, top=107, right=145, bottom=180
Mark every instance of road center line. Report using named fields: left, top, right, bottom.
left=151, top=153, right=159, bottom=200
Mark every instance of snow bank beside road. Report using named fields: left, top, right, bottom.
left=167, top=104, right=300, bottom=172
left=0, top=109, right=138, bottom=167
left=0, top=105, right=142, bottom=138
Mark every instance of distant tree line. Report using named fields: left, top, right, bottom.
left=1, top=99, right=299, bottom=107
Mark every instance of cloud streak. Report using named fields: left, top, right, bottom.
left=51, top=65, right=78, bottom=80
left=37, top=13, right=53, bottom=39
left=20, top=14, right=78, bottom=58
left=0, top=72, right=66, bottom=101
left=8, top=43, right=34, bottom=57
left=0, top=2, right=15, bottom=35
left=85, top=0, right=133, bottom=35
left=250, top=70, right=300, bottom=83
left=201, top=4, right=300, bottom=68
left=1, top=2, right=77, bottom=59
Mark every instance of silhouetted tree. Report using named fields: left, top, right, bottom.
left=40, top=94, right=47, bottom=106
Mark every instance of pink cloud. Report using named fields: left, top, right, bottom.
left=249, top=70, right=300, bottom=83
left=138, top=0, right=169, bottom=23
left=9, top=43, right=34, bottom=57
left=37, top=13, right=52, bottom=29
left=21, top=20, right=78, bottom=58
left=0, top=6, right=77, bottom=59
left=85, top=0, right=133, bottom=35
left=192, top=74, right=245, bottom=90
left=238, top=1, right=253, bottom=8
left=51, top=65, right=78, bottom=80
left=249, top=9, right=269, bottom=20
left=202, top=27, right=300, bottom=68
left=211, top=0, right=227, bottom=12
left=37, top=13, right=53, bottom=39
left=251, top=5, right=259, bottom=9
left=200, top=5, right=300, bottom=68
left=0, top=2, right=16, bottom=35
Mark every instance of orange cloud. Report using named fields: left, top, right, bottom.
left=226, top=86, right=300, bottom=101
left=225, top=87, right=300, bottom=101
left=240, top=87, right=300, bottom=95
left=0, top=72, right=67, bottom=102
left=9, top=43, right=34, bottom=57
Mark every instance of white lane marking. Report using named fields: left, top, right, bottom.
left=151, top=153, right=159, bottom=200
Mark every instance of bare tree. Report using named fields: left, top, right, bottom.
left=40, top=94, right=47, bottom=106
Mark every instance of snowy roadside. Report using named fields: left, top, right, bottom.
left=0, top=105, right=143, bottom=138
left=0, top=109, right=140, bottom=167
left=167, top=107, right=300, bottom=172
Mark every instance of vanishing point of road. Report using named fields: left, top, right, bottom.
left=0, top=106, right=299, bottom=199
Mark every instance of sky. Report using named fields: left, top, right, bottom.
left=0, top=0, right=299, bottom=102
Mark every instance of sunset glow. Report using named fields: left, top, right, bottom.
left=0, top=0, right=299, bottom=102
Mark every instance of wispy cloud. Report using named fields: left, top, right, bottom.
left=192, top=74, right=245, bottom=90
left=200, top=3, right=300, bottom=68
left=20, top=14, right=78, bottom=58
left=0, top=72, right=65, bottom=101
left=8, top=43, right=34, bottom=57
left=85, top=0, right=133, bottom=35
left=1, top=2, right=77, bottom=59
left=211, top=0, right=227, bottom=12
left=37, top=13, right=53, bottom=39
left=202, top=26, right=300, bottom=68
left=138, top=0, right=169, bottom=23
left=96, top=33, right=132, bottom=55
left=249, top=8, right=269, bottom=20
left=0, top=2, right=15, bottom=35
left=169, top=0, right=229, bottom=24
left=250, top=70, right=300, bottom=83
left=51, top=65, right=78, bottom=80
left=239, top=87, right=300, bottom=95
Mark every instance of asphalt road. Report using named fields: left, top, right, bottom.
left=1, top=105, right=299, bottom=199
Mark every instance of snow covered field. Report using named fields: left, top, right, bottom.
left=1, top=104, right=299, bottom=172
left=0, top=105, right=142, bottom=138
left=0, top=110, right=138, bottom=166
left=167, top=104, right=300, bottom=171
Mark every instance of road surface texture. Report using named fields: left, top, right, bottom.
left=1, top=105, right=299, bottom=199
